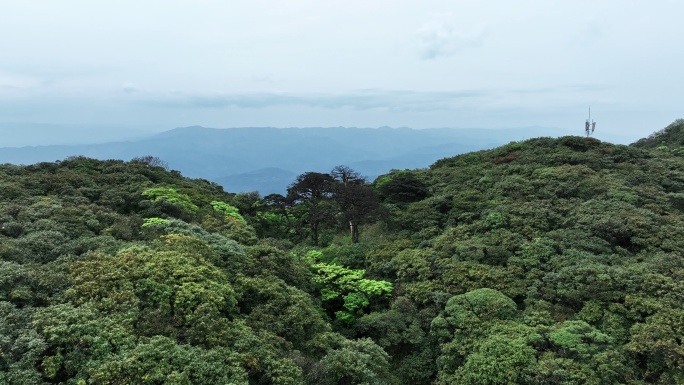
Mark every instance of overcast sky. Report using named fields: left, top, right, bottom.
left=1, top=0, right=682, bottom=144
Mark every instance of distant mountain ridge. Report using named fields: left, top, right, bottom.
left=0, top=125, right=574, bottom=194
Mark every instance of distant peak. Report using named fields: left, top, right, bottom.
left=153, top=125, right=214, bottom=138
left=173, top=125, right=209, bottom=130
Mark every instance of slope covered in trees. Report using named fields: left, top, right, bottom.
left=632, top=119, right=684, bottom=150
left=2, top=127, right=684, bottom=384
left=0, top=157, right=393, bottom=384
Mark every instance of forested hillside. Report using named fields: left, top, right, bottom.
left=632, top=119, right=684, bottom=152
left=2, top=129, right=684, bottom=384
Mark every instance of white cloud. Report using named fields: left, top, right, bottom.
left=141, top=89, right=486, bottom=112
left=121, top=83, right=141, bottom=94
left=416, top=19, right=487, bottom=60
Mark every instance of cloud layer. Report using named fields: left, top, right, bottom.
left=0, top=1, right=682, bottom=142
left=145, top=89, right=485, bottom=111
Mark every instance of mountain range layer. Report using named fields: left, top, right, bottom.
left=0, top=125, right=573, bottom=194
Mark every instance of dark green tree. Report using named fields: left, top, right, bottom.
left=330, top=166, right=378, bottom=243
left=287, top=172, right=335, bottom=245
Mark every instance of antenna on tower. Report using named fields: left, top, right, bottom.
left=585, top=107, right=596, bottom=137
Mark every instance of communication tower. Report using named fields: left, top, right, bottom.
left=585, top=107, right=596, bottom=137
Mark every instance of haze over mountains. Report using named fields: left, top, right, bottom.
left=0, top=123, right=160, bottom=147
left=0, top=125, right=577, bottom=194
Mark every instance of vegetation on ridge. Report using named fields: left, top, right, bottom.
left=631, top=118, right=684, bottom=151
left=2, top=122, right=684, bottom=384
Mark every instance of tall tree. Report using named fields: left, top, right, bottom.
left=331, top=165, right=364, bottom=186
left=287, top=172, right=334, bottom=245
left=331, top=166, right=378, bottom=243
left=259, top=193, right=304, bottom=240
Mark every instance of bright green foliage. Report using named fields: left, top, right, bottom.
left=483, top=211, right=507, bottom=230
left=210, top=200, right=246, bottom=223
left=142, top=186, right=199, bottom=213
left=141, top=217, right=170, bottom=227
left=312, top=263, right=392, bottom=321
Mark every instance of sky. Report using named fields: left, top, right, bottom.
left=1, top=0, right=682, bottom=145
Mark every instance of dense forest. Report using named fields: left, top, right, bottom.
left=2, top=124, right=684, bottom=384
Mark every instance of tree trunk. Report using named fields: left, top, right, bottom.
left=311, top=220, right=319, bottom=245
left=350, top=220, right=359, bottom=243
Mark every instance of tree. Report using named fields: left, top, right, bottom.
left=312, top=338, right=396, bottom=385
left=331, top=165, right=364, bottom=186
left=287, top=172, right=335, bottom=245
left=141, top=186, right=199, bottom=217
left=330, top=166, right=378, bottom=243
left=259, top=193, right=305, bottom=240
left=375, top=170, right=429, bottom=204
left=312, top=262, right=393, bottom=323
left=130, top=155, right=169, bottom=170
left=88, top=336, right=248, bottom=385
left=446, top=334, right=536, bottom=385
